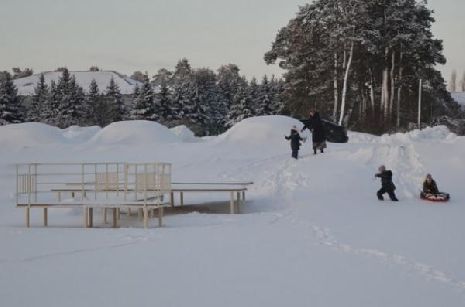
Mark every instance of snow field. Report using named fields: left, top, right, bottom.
left=1, top=116, right=465, bottom=307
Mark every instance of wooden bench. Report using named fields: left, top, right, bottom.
left=52, top=183, right=249, bottom=214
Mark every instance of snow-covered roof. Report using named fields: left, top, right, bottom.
left=451, top=92, right=465, bottom=107
left=13, top=71, right=141, bottom=95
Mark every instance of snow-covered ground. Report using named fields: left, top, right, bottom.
left=1, top=116, right=465, bottom=307
left=13, top=71, right=141, bottom=95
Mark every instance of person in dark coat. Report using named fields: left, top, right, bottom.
left=301, top=111, right=326, bottom=154
left=375, top=165, right=399, bottom=201
left=285, top=126, right=304, bottom=159
left=422, top=174, right=439, bottom=195
left=420, top=174, right=450, bottom=200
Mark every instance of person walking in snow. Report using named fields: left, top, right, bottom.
left=301, top=111, right=326, bottom=155
left=285, top=126, right=304, bottom=159
left=375, top=165, right=399, bottom=201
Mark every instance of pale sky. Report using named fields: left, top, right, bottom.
left=0, top=0, right=464, bottom=81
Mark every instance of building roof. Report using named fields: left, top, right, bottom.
left=13, top=71, right=141, bottom=95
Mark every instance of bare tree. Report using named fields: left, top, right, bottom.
left=461, top=71, right=465, bottom=92
left=449, top=70, right=457, bottom=92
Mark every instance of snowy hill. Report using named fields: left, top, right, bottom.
left=451, top=91, right=465, bottom=108
left=13, top=71, right=141, bottom=95
left=1, top=116, right=465, bottom=306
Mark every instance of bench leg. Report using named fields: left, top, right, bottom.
left=128, top=208, right=132, bottom=216
left=104, top=208, right=108, bottom=224
left=117, top=208, right=121, bottom=221
left=43, top=208, right=48, bottom=227
left=84, top=207, right=88, bottom=228
left=180, top=192, right=184, bottom=206
left=158, top=206, right=163, bottom=227
left=88, top=208, right=94, bottom=228
left=230, top=192, right=235, bottom=214
left=242, top=191, right=246, bottom=203
left=26, top=207, right=31, bottom=228
left=170, top=192, right=175, bottom=207
left=138, top=208, right=143, bottom=221
left=112, top=208, right=118, bottom=228
left=236, top=192, right=241, bottom=214
left=143, top=208, right=148, bottom=229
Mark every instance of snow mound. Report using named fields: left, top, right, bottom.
left=88, top=120, right=181, bottom=146
left=62, top=126, right=101, bottom=142
left=0, top=122, right=67, bottom=148
left=13, top=71, right=141, bottom=95
left=381, top=126, right=456, bottom=144
left=170, top=125, right=199, bottom=142
left=219, top=115, right=302, bottom=145
left=350, top=126, right=456, bottom=144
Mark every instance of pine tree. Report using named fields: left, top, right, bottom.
left=256, top=76, right=272, bottom=115
left=217, top=64, right=242, bottom=109
left=171, top=58, right=194, bottom=120
left=227, top=78, right=253, bottom=127
left=0, top=71, right=22, bottom=125
left=88, top=79, right=104, bottom=126
left=71, top=77, right=92, bottom=126
left=190, top=68, right=219, bottom=132
left=28, top=73, right=49, bottom=122
left=47, top=80, right=59, bottom=125
left=248, top=77, right=260, bottom=116
left=105, top=77, right=124, bottom=122
left=130, top=74, right=155, bottom=120
left=54, top=69, right=88, bottom=128
left=155, top=80, right=172, bottom=121
left=270, top=76, right=285, bottom=114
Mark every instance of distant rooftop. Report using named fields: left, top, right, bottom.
left=13, top=71, right=142, bottom=95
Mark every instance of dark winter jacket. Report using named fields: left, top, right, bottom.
left=423, top=179, right=439, bottom=194
left=285, top=130, right=303, bottom=150
left=375, top=170, right=396, bottom=191
left=302, top=112, right=326, bottom=144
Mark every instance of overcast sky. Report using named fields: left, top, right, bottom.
left=0, top=0, right=464, bottom=82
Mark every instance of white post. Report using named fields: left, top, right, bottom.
left=418, top=79, right=422, bottom=129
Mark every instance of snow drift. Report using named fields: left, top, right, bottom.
left=218, top=115, right=302, bottom=145
left=88, top=120, right=181, bottom=146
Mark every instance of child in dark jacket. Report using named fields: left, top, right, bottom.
left=285, top=126, right=304, bottom=159
left=375, top=165, right=399, bottom=201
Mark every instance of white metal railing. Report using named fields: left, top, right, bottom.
left=16, top=162, right=172, bottom=227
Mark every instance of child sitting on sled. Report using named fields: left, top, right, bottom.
left=420, top=174, right=450, bottom=201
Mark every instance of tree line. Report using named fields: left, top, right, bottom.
left=0, top=60, right=285, bottom=135
left=265, top=0, right=461, bottom=133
